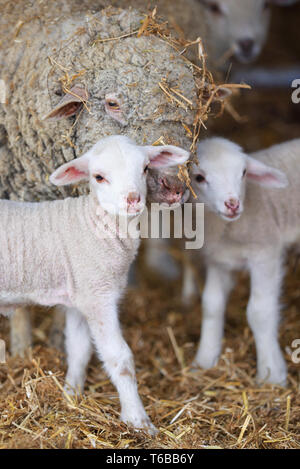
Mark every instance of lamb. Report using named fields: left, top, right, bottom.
left=0, top=134, right=190, bottom=433
left=184, top=137, right=300, bottom=385
left=47, top=165, right=190, bottom=351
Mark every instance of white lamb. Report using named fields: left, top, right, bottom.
left=185, top=137, right=300, bottom=385
left=0, top=135, right=189, bottom=434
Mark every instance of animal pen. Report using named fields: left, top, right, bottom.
left=0, top=0, right=299, bottom=450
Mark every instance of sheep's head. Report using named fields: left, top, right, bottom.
left=42, top=9, right=199, bottom=158
left=191, top=137, right=288, bottom=222
left=199, top=0, right=271, bottom=65
left=147, top=166, right=189, bottom=206
left=50, top=135, right=190, bottom=216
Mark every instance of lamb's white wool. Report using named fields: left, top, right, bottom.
left=0, top=135, right=189, bottom=434
left=186, top=138, right=300, bottom=385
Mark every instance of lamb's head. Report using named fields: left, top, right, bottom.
left=147, top=166, right=189, bottom=206
left=191, top=137, right=288, bottom=222
left=50, top=135, right=189, bottom=216
left=199, top=0, right=271, bottom=65
left=42, top=9, right=198, bottom=158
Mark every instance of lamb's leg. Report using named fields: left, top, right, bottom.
left=85, top=301, right=157, bottom=435
left=49, top=306, right=65, bottom=352
left=10, top=307, right=32, bottom=357
left=247, top=254, right=287, bottom=386
left=64, top=307, right=93, bottom=394
left=181, top=262, right=198, bottom=306
left=192, top=264, right=234, bottom=369
left=144, top=238, right=180, bottom=280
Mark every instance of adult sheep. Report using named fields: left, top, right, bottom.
left=0, top=5, right=201, bottom=203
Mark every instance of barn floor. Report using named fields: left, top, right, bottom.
left=0, top=2, right=300, bottom=451
left=0, top=255, right=299, bottom=449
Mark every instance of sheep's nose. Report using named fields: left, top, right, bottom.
left=238, top=38, right=254, bottom=56
left=225, top=198, right=240, bottom=213
left=127, top=192, right=141, bottom=206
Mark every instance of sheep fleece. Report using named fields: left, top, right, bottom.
left=0, top=3, right=197, bottom=202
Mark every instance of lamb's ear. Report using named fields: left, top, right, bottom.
left=145, top=145, right=190, bottom=168
left=44, top=86, right=88, bottom=121
left=246, top=156, right=288, bottom=188
left=50, top=154, right=90, bottom=186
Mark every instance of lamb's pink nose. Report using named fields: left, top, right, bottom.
left=127, top=192, right=141, bottom=206
left=225, top=198, right=240, bottom=213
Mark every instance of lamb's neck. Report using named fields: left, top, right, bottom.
left=85, top=194, right=141, bottom=243
left=203, top=205, right=229, bottom=242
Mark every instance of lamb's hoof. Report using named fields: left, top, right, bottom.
left=63, top=381, right=83, bottom=398
left=121, top=414, right=158, bottom=436
left=10, top=342, right=28, bottom=358
left=191, top=353, right=219, bottom=371
left=256, top=355, right=287, bottom=387
left=256, top=368, right=287, bottom=387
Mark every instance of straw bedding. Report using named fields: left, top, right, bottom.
left=0, top=256, right=299, bottom=449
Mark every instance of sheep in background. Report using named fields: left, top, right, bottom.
left=106, top=0, right=272, bottom=68
left=0, top=135, right=190, bottom=433
left=184, top=137, right=300, bottom=385
left=192, top=0, right=271, bottom=67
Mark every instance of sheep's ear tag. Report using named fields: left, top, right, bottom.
left=44, top=86, right=88, bottom=121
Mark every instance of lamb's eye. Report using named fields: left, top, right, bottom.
left=242, top=169, right=247, bottom=178
left=264, top=0, right=271, bottom=10
left=195, top=174, right=206, bottom=183
left=208, top=2, right=222, bottom=15
left=144, top=164, right=149, bottom=173
left=95, top=174, right=104, bottom=183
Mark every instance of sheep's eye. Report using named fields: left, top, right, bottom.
left=144, top=165, right=149, bottom=173
left=195, top=174, right=206, bottom=183
left=107, top=101, right=120, bottom=110
left=95, top=174, right=104, bottom=183
left=208, top=2, right=222, bottom=14
left=242, top=169, right=247, bottom=178
left=264, top=1, right=271, bottom=10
